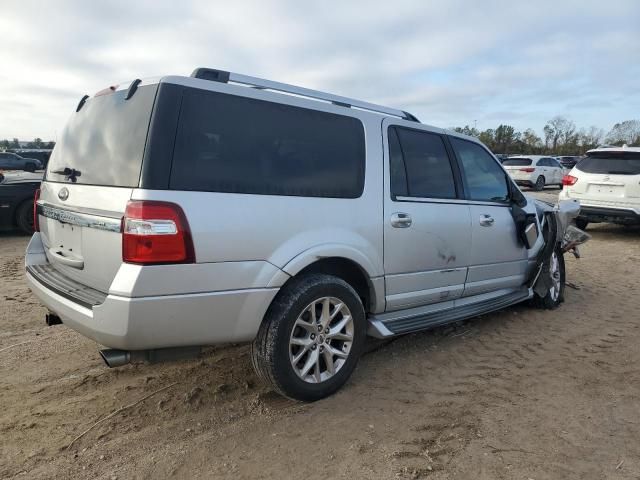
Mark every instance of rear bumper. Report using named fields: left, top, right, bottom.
left=514, top=179, right=534, bottom=187
left=578, top=205, right=640, bottom=224
left=508, top=173, right=535, bottom=186
left=24, top=234, right=280, bottom=350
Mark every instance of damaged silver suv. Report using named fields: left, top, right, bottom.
left=25, top=68, right=582, bottom=401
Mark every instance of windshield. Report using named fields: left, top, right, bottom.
left=503, top=158, right=532, bottom=166
left=577, top=154, right=640, bottom=175
left=46, top=84, right=158, bottom=187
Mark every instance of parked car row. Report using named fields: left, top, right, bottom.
left=0, top=151, right=44, bottom=172
left=9, top=149, right=52, bottom=168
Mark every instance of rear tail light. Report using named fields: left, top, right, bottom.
left=520, top=168, right=535, bottom=173
left=562, top=175, right=578, bottom=186
left=33, top=189, right=40, bottom=232
left=122, top=201, right=195, bottom=265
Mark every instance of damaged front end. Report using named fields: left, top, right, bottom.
left=528, top=198, right=590, bottom=299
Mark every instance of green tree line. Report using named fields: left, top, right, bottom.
left=0, top=138, right=56, bottom=150
left=452, top=117, right=640, bottom=155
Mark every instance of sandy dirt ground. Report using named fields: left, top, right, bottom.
left=1, top=188, right=639, bottom=480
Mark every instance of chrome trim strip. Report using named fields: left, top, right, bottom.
left=394, top=196, right=510, bottom=207
left=37, top=203, right=122, bottom=232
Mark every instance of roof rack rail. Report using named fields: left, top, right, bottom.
left=190, top=68, right=419, bottom=123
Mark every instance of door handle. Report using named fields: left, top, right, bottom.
left=479, top=214, right=495, bottom=227
left=391, top=212, right=412, bottom=228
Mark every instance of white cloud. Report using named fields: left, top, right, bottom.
left=0, top=0, right=638, bottom=139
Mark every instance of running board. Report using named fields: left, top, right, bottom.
left=368, top=289, right=531, bottom=337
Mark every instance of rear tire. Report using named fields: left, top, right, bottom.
left=575, top=218, right=588, bottom=230
left=251, top=274, right=366, bottom=401
left=15, top=200, right=34, bottom=234
left=534, top=175, right=545, bottom=191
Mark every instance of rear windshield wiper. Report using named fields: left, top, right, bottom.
left=51, top=167, right=82, bottom=182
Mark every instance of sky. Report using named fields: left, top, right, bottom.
left=1, top=0, right=639, bottom=140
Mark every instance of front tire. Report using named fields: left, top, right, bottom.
left=24, top=163, right=37, bottom=173
left=534, top=175, right=545, bottom=191
left=251, top=274, right=366, bottom=401
left=534, top=247, right=565, bottom=309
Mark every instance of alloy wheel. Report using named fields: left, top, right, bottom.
left=549, top=251, right=561, bottom=302
left=289, top=297, right=354, bottom=384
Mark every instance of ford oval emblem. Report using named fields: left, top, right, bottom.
left=58, top=187, right=69, bottom=201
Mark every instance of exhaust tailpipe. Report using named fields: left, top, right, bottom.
left=99, top=349, right=132, bottom=368
left=99, top=346, right=201, bottom=368
left=45, top=313, right=62, bottom=326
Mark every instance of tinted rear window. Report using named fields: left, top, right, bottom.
left=503, top=158, right=532, bottom=166
left=46, top=85, right=157, bottom=187
left=169, top=89, right=365, bottom=198
left=577, top=154, right=640, bottom=175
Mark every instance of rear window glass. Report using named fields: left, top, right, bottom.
left=503, top=158, right=532, bottom=166
left=169, top=90, right=365, bottom=198
left=46, top=85, right=157, bottom=187
left=577, top=155, right=640, bottom=175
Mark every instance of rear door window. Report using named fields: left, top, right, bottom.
left=388, top=127, right=408, bottom=197
left=169, top=89, right=365, bottom=198
left=450, top=137, right=510, bottom=203
left=388, top=126, right=457, bottom=199
left=577, top=154, right=640, bottom=175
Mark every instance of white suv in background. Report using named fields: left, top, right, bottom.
left=503, top=156, right=564, bottom=191
left=559, top=146, right=640, bottom=229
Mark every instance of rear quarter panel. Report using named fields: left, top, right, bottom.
left=131, top=110, right=385, bottom=286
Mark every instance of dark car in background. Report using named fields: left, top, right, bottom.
left=0, top=170, right=41, bottom=234
left=10, top=149, right=52, bottom=168
left=0, top=151, right=43, bottom=172
left=557, top=155, right=581, bottom=169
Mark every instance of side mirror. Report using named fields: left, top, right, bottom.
left=507, top=177, right=527, bottom=207
left=523, top=222, right=538, bottom=249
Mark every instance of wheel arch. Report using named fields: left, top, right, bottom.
left=279, top=250, right=382, bottom=313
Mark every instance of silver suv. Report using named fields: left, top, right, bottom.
left=26, top=68, right=572, bottom=400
